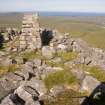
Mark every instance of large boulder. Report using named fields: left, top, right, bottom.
left=0, top=95, right=15, bottom=105
left=23, top=61, right=34, bottom=73
left=15, top=68, right=29, bottom=81
left=0, top=72, right=23, bottom=102
left=42, top=46, right=56, bottom=59
left=14, top=85, right=39, bottom=102
left=80, top=76, right=100, bottom=94
left=0, top=83, right=12, bottom=103
left=0, top=73, right=23, bottom=91
left=20, top=78, right=47, bottom=96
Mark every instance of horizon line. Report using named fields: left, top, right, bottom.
left=0, top=11, right=105, bottom=14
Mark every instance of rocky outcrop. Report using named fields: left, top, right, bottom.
left=0, top=57, right=64, bottom=104
left=1, top=12, right=105, bottom=105
left=71, top=39, right=105, bottom=70
left=0, top=72, right=23, bottom=103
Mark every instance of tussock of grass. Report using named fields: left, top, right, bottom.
left=0, top=64, right=19, bottom=77
left=73, top=64, right=89, bottom=71
left=88, top=66, right=105, bottom=82
left=44, top=90, right=80, bottom=105
left=44, top=70, right=77, bottom=90
left=8, top=64, right=19, bottom=72
left=21, top=51, right=42, bottom=60
left=46, top=60, right=64, bottom=67
left=73, top=64, right=105, bottom=82
left=0, top=65, right=8, bottom=76
left=57, top=51, right=77, bottom=62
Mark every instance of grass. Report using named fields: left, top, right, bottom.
left=46, top=60, right=64, bottom=67
left=0, top=13, right=23, bottom=29
left=88, top=66, right=105, bottom=82
left=73, top=64, right=89, bottom=70
left=57, top=51, right=77, bottom=62
left=46, top=51, right=77, bottom=68
left=0, top=14, right=105, bottom=49
left=44, top=70, right=78, bottom=90
left=0, top=65, right=8, bottom=76
left=40, top=16, right=105, bottom=50
left=73, top=64, right=105, bottom=82
left=0, top=64, right=19, bottom=77
left=8, top=64, right=20, bottom=72
left=21, top=50, right=42, bottom=60
left=44, top=90, right=80, bottom=105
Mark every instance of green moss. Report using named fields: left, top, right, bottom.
left=88, top=66, right=105, bottom=82
left=57, top=51, right=77, bottom=62
left=44, top=70, right=78, bottom=90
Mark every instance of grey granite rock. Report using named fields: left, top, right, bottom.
left=42, top=46, right=56, bottom=59
left=80, top=76, right=100, bottom=94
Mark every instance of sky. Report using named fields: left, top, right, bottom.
left=0, top=0, right=105, bottom=13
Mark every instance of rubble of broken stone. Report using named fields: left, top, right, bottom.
left=0, top=57, right=66, bottom=105
left=46, top=29, right=105, bottom=70
left=41, top=29, right=105, bottom=100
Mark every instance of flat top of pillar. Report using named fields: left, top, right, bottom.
left=23, top=12, right=38, bottom=16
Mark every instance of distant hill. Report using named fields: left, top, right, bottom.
left=0, top=12, right=23, bottom=28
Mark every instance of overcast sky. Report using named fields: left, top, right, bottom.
left=0, top=0, right=105, bottom=13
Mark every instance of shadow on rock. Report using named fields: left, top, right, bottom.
left=41, top=29, right=53, bottom=46
left=81, top=82, right=105, bottom=105
left=0, top=32, right=4, bottom=49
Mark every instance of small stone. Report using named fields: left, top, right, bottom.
left=50, top=85, right=65, bottom=96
